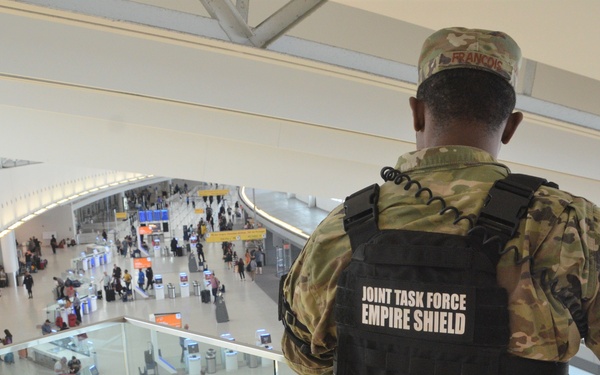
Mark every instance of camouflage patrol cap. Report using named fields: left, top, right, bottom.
left=418, top=27, right=521, bottom=88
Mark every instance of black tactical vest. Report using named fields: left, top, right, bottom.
left=334, top=171, right=568, bottom=375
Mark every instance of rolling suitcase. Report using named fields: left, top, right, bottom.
left=68, top=313, right=78, bottom=327
left=97, top=290, right=103, bottom=300
left=215, top=295, right=229, bottom=323
left=106, top=289, right=116, bottom=302
left=201, top=290, right=211, bottom=304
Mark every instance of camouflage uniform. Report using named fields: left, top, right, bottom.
left=282, top=146, right=600, bottom=374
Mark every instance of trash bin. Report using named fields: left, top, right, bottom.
left=224, top=350, right=238, bottom=371
left=82, top=298, right=89, bottom=315
left=167, top=283, right=176, bottom=299
left=206, top=349, right=217, bottom=374
left=248, top=353, right=259, bottom=368
left=193, top=281, right=201, bottom=296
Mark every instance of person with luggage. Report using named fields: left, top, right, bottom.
left=0, top=329, right=14, bottom=363
left=53, top=276, right=66, bottom=299
left=281, top=27, right=600, bottom=374
left=209, top=273, right=220, bottom=303
left=23, top=271, right=34, bottom=298
left=123, top=270, right=132, bottom=291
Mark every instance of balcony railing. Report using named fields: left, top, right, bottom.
left=0, top=316, right=292, bottom=375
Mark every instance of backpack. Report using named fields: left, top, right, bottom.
left=334, top=172, right=566, bottom=375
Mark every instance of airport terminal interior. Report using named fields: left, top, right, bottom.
left=1, top=1, right=600, bottom=374
left=0, top=180, right=325, bottom=374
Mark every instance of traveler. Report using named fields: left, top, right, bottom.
left=53, top=276, right=65, bottom=299
left=145, top=267, right=154, bottom=290
left=41, top=319, right=53, bottom=335
left=255, top=247, right=265, bottom=275
left=23, top=271, right=34, bottom=298
left=137, top=269, right=145, bottom=290
left=280, top=27, right=600, bottom=374
left=68, top=355, right=81, bottom=374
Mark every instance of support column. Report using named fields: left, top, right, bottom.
left=1, top=231, right=20, bottom=287
left=307, top=195, right=316, bottom=208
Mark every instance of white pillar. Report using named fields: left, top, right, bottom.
left=1, top=231, right=20, bottom=287
left=307, top=195, right=316, bottom=208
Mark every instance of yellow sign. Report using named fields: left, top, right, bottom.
left=194, top=208, right=205, bottom=214
left=116, top=212, right=128, bottom=219
left=205, top=228, right=267, bottom=243
left=198, top=189, right=229, bottom=197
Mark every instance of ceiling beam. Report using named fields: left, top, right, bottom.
left=199, top=0, right=253, bottom=44
left=250, top=0, right=327, bottom=48
left=199, top=0, right=327, bottom=48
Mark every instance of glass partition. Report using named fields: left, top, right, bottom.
left=0, top=316, right=294, bottom=375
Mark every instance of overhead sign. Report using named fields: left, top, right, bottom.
left=133, top=257, right=153, bottom=270
left=116, top=212, right=128, bottom=219
left=205, top=228, right=267, bottom=243
left=198, top=189, right=229, bottom=197
left=138, top=226, right=153, bottom=235
left=154, top=312, right=182, bottom=328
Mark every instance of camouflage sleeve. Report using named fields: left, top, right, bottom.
left=282, top=205, right=350, bottom=374
left=582, top=202, right=600, bottom=357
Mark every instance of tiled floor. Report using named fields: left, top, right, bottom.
left=0, top=185, right=329, bottom=374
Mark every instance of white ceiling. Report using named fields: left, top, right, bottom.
left=0, top=0, right=599, bottom=202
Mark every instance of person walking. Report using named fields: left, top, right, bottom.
left=255, top=247, right=265, bottom=275
left=137, top=269, right=145, bottom=290
left=236, top=257, right=245, bottom=281
left=50, top=235, right=58, bottom=254
left=281, top=27, right=600, bottom=374
left=145, top=267, right=154, bottom=290
left=23, top=271, right=34, bottom=298
left=248, top=257, right=257, bottom=282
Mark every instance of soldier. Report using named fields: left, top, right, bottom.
left=280, top=27, right=600, bottom=374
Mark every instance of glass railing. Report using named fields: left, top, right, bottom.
left=0, top=316, right=294, bottom=375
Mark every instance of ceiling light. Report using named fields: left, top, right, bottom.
left=46, top=203, right=58, bottom=209
left=8, top=221, right=24, bottom=230
left=0, top=230, right=10, bottom=238
left=89, top=188, right=99, bottom=192
left=98, top=185, right=109, bottom=189
left=34, top=208, right=48, bottom=215
left=21, top=214, right=36, bottom=222
left=57, top=199, right=69, bottom=204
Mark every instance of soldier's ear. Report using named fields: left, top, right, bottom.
left=501, top=111, right=523, bottom=144
left=409, top=97, right=425, bottom=132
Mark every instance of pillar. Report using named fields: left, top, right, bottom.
left=307, top=195, right=316, bottom=208
left=1, top=231, right=20, bottom=287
